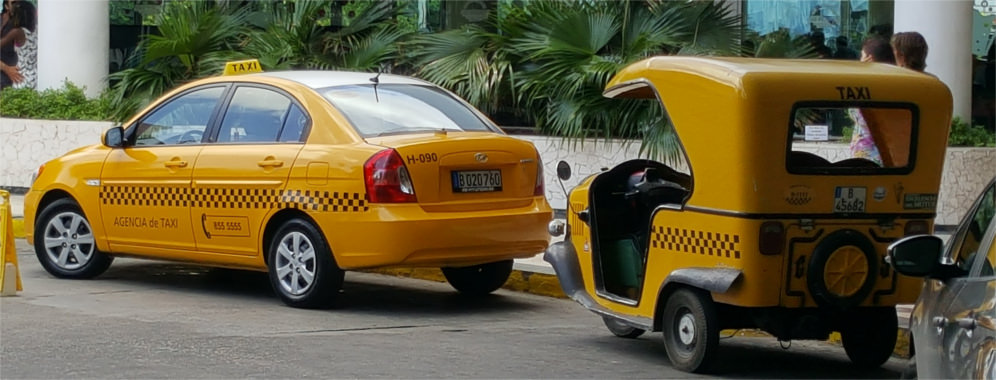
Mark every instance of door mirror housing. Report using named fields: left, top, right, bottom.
left=103, top=126, right=124, bottom=148
left=556, top=161, right=572, bottom=181
left=887, top=235, right=944, bottom=277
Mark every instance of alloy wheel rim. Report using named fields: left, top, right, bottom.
left=275, top=231, right=317, bottom=296
left=43, top=211, right=96, bottom=270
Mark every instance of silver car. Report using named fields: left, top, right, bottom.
left=889, top=176, right=995, bottom=379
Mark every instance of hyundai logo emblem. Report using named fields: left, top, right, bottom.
left=474, top=153, right=488, bottom=163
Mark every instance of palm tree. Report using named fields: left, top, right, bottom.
left=107, top=1, right=250, bottom=120
left=410, top=0, right=742, bottom=161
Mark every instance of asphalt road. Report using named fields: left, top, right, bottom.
left=2, top=239, right=907, bottom=379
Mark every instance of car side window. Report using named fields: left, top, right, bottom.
left=951, top=182, right=996, bottom=275
left=134, top=86, right=226, bottom=146
left=278, top=104, right=308, bottom=142
left=217, top=87, right=293, bottom=143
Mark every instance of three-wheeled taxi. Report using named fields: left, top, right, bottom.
left=544, top=57, right=953, bottom=373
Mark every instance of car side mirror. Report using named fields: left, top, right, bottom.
left=887, top=235, right=944, bottom=277
left=556, top=161, right=572, bottom=181
left=103, top=126, right=124, bottom=148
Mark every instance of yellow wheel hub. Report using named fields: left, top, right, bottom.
left=823, top=246, right=869, bottom=298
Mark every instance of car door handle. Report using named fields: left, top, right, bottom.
left=164, top=160, right=188, bottom=168
left=257, top=160, right=284, bottom=168
left=933, top=316, right=948, bottom=328
left=956, top=317, right=977, bottom=330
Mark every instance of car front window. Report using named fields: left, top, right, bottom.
left=133, top=86, right=226, bottom=146
left=950, top=182, right=996, bottom=275
left=320, top=84, right=493, bottom=137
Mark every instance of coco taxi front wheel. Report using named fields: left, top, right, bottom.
left=34, top=198, right=113, bottom=279
left=662, top=288, right=719, bottom=373
left=267, top=218, right=343, bottom=309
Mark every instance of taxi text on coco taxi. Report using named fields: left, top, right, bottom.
left=544, top=56, right=953, bottom=373
left=23, top=59, right=552, bottom=308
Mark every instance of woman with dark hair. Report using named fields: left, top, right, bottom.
left=891, top=31, right=929, bottom=72
left=860, top=35, right=895, bottom=64
left=2, top=0, right=36, bottom=89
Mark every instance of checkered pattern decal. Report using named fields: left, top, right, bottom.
left=651, top=226, right=741, bottom=259
left=100, top=186, right=368, bottom=212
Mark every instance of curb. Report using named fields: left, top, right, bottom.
left=365, top=267, right=567, bottom=299
left=12, top=218, right=24, bottom=239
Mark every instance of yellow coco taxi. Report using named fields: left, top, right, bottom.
left=24, top=60, right=552, bottom=308
left=545, top=57, right=953, bottom=373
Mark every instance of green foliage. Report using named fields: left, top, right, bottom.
left=0, top=82, right=113, bottom=121
left=949, top=117, right=996, bottom=147
left=411, top=0, right=741, bottom=162
left=107, top=1, right=250, bottom=121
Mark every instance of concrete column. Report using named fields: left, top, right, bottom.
left=37, top=0, right=109, bottom=98
left=894, top=0, right=974, bottom=122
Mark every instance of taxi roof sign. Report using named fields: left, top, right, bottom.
left=223, top=59, right=263, bottom=76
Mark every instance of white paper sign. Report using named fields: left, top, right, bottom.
left=804, top=125, right=829, bottom=141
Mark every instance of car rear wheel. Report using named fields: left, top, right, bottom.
left=267, top=218, right=343, bottom=309
left=841, top=307, right=899, bottom=368
left=441, top=260, right=513, bottom=295
left=661, top=288, right=719, bottom=373
left=603, top=316, right=645, bottom=339
left=34, top=198, right=113, bottom=279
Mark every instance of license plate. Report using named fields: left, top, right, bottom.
left=452, top=170, right=502, bottom=193
left=833, top=187, right=866, bottom=213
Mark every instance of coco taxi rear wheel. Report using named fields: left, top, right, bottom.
left=441, top=260, right=513, bottom=295
left=34, top=198, right=113, bottom=279
left=267, top=218, right=343, bottom=309
left=661, top=288, right=719, bottom=373
left=602, top=316, right=645, bottom=339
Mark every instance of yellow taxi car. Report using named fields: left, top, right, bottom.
left=24, top=60, right=552, bottom=308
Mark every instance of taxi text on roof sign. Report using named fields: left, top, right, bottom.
left=223, top=59, right=263, bottom=76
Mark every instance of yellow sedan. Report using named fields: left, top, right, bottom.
left=23, top=61, right=552, bottom=308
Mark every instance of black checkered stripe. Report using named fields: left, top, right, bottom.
left=650, top=226, right=741, bottom=259
left=99, top=186, right=368, bottom=212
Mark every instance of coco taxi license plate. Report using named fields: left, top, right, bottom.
left=452, top=170, right=502, bottom=193
left=833, top=187, right=866, bottom=213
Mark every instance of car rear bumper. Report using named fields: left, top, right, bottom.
left=325, top=199, right=553, bottom=269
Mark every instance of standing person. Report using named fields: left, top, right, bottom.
left=6, top=0, right=35, bottom=89
left=860, top=35, right=895, bottom=64
left=0, top=1, right=17, bottom=89
left=891, top=31, right=929, bottom=72
left=849, top=35, right=900, bottom=165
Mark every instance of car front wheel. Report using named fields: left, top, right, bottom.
left=34, top=198, right=113, bottom=279
left=267, top=218, right=343, bottom=309
left=441, top=260, right=513, bottom=295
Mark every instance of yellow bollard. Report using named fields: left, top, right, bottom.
left=0, top=190, right=23, bottom=296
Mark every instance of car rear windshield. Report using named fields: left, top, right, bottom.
left=786, top=103, right=918, bottom=174
left=320, top=84, right=493, bottom=137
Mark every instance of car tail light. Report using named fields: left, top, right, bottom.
left=364, top=149, right=417, bottom=203
left=534, top=153, right=545, bottom=196
left=759, top=221, right=785, bottom=255
left=904, top=220, right=929, bottom=236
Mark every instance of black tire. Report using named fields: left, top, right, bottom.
left=267, top=218, right=343, bottom=309
left=441, top=260, right=513, bottom=295
left=603, top=316, right=645, bottom=339
left=661, top=288, right=719, bottom=373
left=33, top=198, right=113, bottom=279
left=841, top=307, right=899, bottom=368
